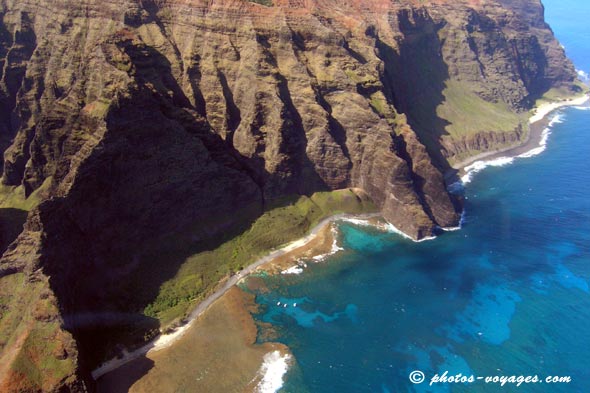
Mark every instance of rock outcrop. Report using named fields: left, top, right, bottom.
left=0, top=0, right=577, bottom=391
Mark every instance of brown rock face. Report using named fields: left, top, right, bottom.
left=0, top=0, right=577, bottom=391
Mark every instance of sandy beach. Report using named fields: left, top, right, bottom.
left=94, top=92, right=589, bottom=390
left=452, top=93, right=590, bottom=172
left=92, top=212, right=379, bottom=381
left=528, top=94, right=590, bottom=123
left=95, top=213, right=386, bottom=392
left=97, top=286, right=291, bottom=393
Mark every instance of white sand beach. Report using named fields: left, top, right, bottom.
left=529, top=94, right=589, bottom=124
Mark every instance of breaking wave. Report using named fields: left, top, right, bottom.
left=255, top=351, right=292, bottom=393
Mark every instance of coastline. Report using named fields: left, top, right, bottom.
left=97, top=286, right=292, bottom=393
left=92, top=212, right=380, bottom=381
left=452, top=93, right=590, bottom=173
left=94, top=93, right=590, bottom=389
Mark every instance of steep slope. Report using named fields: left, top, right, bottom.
left=0, top=0, right=578, bottom=391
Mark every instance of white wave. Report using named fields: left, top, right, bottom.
left=341, top=215, right=437, bottom=242
left=517, top=134, right=548, bottom=158
left=517, top=113, right=563, bottom=159
left=574, top=106, right=590, bottom=111
left=281, top=265, right=304, bottom=275
left=385, top=223, right=436, bottom=243
left=461, top=156, right=515, bottom=184
left=446, top=180, right=464, bottom=194
left=416, top=235, right=437, bottom=242
left=517, top=128, right=549, bottom=158
left=548, top=113, right=564, bottom=126
left=459, top=209, right=467, bottom=226
left=311, top=226, right=343, bottom=262
left=255, top=351, right=292, bottom=393
left=441, top=209, right=467, bottom=231
left=461, top=111, right=567, bottom=184
left=339, top=217, right=393, bottom=232
left=340, top=217, right=372, bottom=226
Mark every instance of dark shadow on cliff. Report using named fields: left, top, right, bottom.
left=373, top=10, right=452, bottom=172
left=0, top=11, right=37, bottom=177
left=256, top=32, right=331, bottom=195
left=0, top=208, right=27, bottom=255
left=96, top=356, right=155, bottom=393
left=37, top=29, right=332, bottom=389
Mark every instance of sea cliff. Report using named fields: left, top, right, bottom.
left=0, top=0, right=579, bottom=391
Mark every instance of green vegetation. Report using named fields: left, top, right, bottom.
left=142, top=189, right=376, bottom=326
left=369, top=92, right=396, bottom=123
left=247, top=0, right=273, bottom=6
left=0, top=178, right=51, bottom=254
left=437, top=80, right=527, bottom=138
left=0, top=273, right=76, bottom=391
left=11, top=323, right=76, bottom=389
left=533, top=81, right=589, bottom=108
left=0, top=177, right=51, bottom=211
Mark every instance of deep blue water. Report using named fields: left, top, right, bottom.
left=247, top=3, right=590, bottom=392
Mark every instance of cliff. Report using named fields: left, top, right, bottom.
left=0, top=0, right=578, bottom=391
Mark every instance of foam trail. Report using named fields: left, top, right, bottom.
left=281, top=265, right=304, bottom=275
left=340, top=217, right=373, bottom=226
left=438, top=210, right=466, bottom=232
left=518, top=113, right=565, bottom=159
left=339, top=217, right=392, bottom=232
left=341, top=217, right=436, bottom=239
left=461, top=111, right=568, bottom=184
left=385, top=224, right=437, bottom=243
left=256, top=351, right=292, bottom=393
left=311, top=226, right=343, bottom=262
left=461, top=157, right=514, bottom=184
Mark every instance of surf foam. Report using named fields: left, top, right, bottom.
left=461, top=156, right=515, bottom=184
left=281, top=265, right=304, bottom=275
left=311, top=225, right=343, bottom=262
left=255, top=351, right=292, bottom=393
left=385, top=223, right=437, bottom=243
left=460, top=110, right=574, bottom=185
left=340, top=217, right=437, bottom=242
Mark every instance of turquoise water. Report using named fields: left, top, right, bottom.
left=248, top=3, right=590, bottom=392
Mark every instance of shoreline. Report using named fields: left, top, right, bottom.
left=96, top=286, right=291, bottom=393
left=93, top=93, right=590, bottom=385
left=92, top=212, right=380, bottom=380
left=452, top=93, right=590, bottom=173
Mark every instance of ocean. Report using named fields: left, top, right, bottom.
left=245, top=2, right=590, bottom=392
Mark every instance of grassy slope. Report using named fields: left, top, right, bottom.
left=143, top=188, right=377, bottom=326
left=0, top=179, right=51, bottom=255
left=3, top=180, right=376, bottom=367
left=0, top=273, right=76, bottom=392
left=247, top=0, right=273, bottom=6
left=435, top=80, right=590, bottom=165
left=533, top=80, right=589, bottom=107
left=438, top=80, right=526, bottom=138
